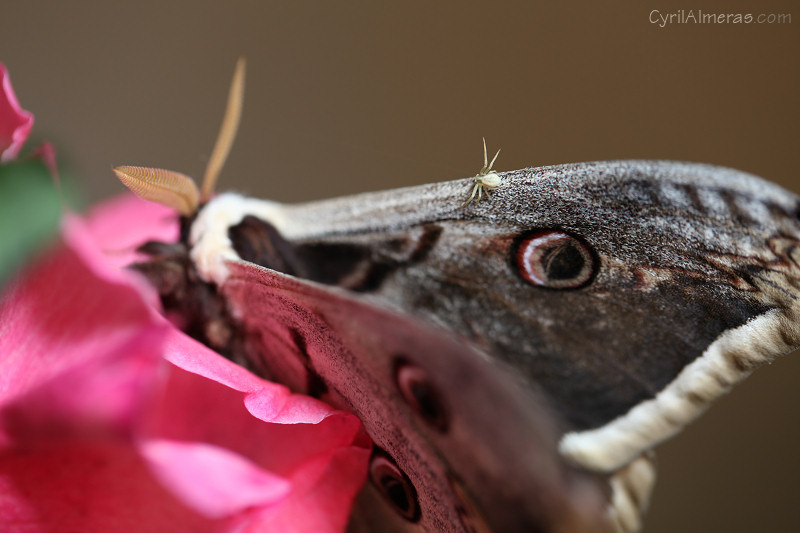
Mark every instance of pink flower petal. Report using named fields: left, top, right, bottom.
left=162, top=328, right=271, bottom=393
left=156, top=329, right=370, bottom=526
left=140, top=439, right=291, bottom=518
left=0, top=64, right=33, bottom=162
left=0, top=191, right=371, bottom=532
left=0, top=219, right=168, bottom=449
left=243, top=445, right=370, bottom=533
left=0, top=330, right=164, bottom=449
left=84, top=193, right=181, bottom=269
left=163, top=329, right=341, bottom=423
left=0, top=442, right=221, bottom=532
left=143, top=357, right=367, bottom=475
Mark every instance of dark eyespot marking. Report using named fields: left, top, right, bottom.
left=369, top=450, right=421, bottom=522
left=394, top=358, right=449, bottom=432
left=514, top=230, right=597, bottom=289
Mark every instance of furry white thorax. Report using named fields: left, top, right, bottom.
left=190, top=193, right=287, bottom=285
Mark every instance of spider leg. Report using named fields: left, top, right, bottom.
left=488, top=148, right=501, bottom=171
left=459, top=182, right=480, bottom=209
left=470, top=183, right=480, bottom=204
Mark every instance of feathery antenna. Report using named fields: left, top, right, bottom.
left=201, top=57, right=246, bottom=201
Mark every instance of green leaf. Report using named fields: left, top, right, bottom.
left=0, top=160, right=62, bottom=286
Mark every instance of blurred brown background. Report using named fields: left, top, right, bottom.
left=2, top=1, right=798, bottom=531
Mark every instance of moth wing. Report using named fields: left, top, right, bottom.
left=221, top=161, right=800, bottom=472
left=189, top=160, right=800, bottom=532
left=221, top=260, right=609, bottom=533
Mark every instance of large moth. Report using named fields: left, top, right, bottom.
left=115, top=60, right=800, bottom=532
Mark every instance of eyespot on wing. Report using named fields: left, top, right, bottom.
left=514, top=230, right=598, bottom=289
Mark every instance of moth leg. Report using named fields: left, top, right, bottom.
left=607, top=452, right=656, bottom=533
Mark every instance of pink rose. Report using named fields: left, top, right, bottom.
left=0, top=63, right=34, bottom=162
left=0, top=195, right=370, bottom=532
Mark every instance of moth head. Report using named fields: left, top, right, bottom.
left=113, top=57, right=246, bottom=216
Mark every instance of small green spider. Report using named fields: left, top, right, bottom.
left=460, top=138, right=501, bottom=208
